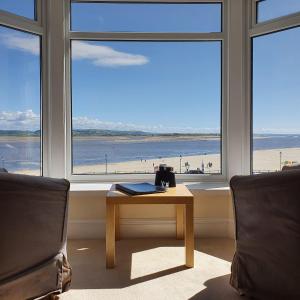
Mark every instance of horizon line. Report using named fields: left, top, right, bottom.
left=1, top=129, right=300, bottom=136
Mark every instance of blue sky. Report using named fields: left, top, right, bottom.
left=0, top=2, right=300, bottom=134
left=253, top=26, right=300, bottom=134
left=71, top=41, right=221, bottom=133
left=257, top=0, right=300, bottom=22
left=71, top=3, right=221, bottom=33
left=0, top=0, right=35, bottom=20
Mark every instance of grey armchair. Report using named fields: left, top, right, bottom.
left=0, top=171, right=71, bottom=299
left=230, top=170, right=300, bottom=300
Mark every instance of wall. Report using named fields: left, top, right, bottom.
left=67, top=183, right=235, bottom=239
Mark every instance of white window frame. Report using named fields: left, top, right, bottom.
left=0, top=0, right=46, bottom=176
left=6, top=0, right=299, bottom=183
left=65, top=0, right=229, bottom=183
left=249, top=0, right=300, bottom=173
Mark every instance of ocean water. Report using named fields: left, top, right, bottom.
left=0, top=139, right=41, bottom=172
left=72, top=138, right=221, bottom=166
left=1, top=134, right=300, bottom=172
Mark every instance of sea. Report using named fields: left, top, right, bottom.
left=1, top=134, right=300, bottom=172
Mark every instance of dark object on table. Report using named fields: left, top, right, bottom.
left=0, top=171, right=72, bottom=299
left=155, top=164, right=176, bottom=187
left=187, top=169, right=204, bottom=174
left=282, top=163, right=300, bottom=171
left=230, top=170, right=300, bottom=300
left=116, top=182, right=166, bottom=195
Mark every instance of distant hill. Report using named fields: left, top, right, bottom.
left=0, top=129, right=220, bottom=137
left=0, top=130, right=40, bottom=137
left=72, top=129, right=220, bottom=137
left=72, top=129, right=152, bottom=137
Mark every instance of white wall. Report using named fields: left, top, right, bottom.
left=67, top=184, right=234, bottom=239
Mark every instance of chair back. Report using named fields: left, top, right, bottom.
left=230, top=170, right=300, bottom=299
left=0, top=173, right=70, bottom=282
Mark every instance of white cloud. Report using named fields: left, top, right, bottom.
left=0, top=110, right=40, bottom=130
left=72, top=41, right=149, bottom=67
left=0, top=33, right=149, bottom=67
left=0, top=33, right=39, bottom=55
left=0, top=110, right=219, bottom=133
left=254, top=127, right=300, bottom=134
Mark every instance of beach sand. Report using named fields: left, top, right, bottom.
left=0, top=136, right=39, bottom=142
left=15, top=147, right=300, bottom=176
left=73, top=152, right=221, bottom=175
left=252, top=147, right=300, bottom=172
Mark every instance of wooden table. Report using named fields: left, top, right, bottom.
left=106, top=184, right=194, bottom=269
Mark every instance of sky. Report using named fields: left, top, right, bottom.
left=253, top=26, right=300, bottom=134
left=0, top=0, right=35, bottom=20
left=257, top=0, right=300, bottom=22
left=0, top=2, right=300, bottom=134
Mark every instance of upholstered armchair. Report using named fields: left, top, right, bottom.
left=0, top=170, right=71, bottom=299
left=230, top=170, right=300, bottom=300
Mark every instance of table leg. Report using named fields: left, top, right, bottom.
left=176, top=204, right=184, bottom=239
left=106, top=202, right=116, bottom=268
left=185, top=203, right=194, bottom=268
left=115, top=204, right=120, bottom=241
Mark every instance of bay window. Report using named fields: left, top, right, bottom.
left=1, top=0, right=299, bottom=181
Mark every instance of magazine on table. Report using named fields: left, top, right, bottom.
left=115, top=182, right=166, bottom=195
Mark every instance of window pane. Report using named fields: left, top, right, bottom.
left=257, top=0, right=300, bottom=23
left=71, top=3, right=222, bottom=33
left=0, top=26, right=41, bottom=175
left=71, top=41, right=221, bottom=175
left=0, top=0, right=36, bottom=20
left=252, top=27, right=300, bottom=173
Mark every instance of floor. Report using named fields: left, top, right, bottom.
left=60, top=238, right=243, bottom=300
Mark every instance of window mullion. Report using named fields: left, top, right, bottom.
left=226, top=0, right=251, bottom=178
left=45, top=0, right=67, bottom=178
left=69, top=32, right=224, bottom=41
left=71, top=0, right=222, bottom=3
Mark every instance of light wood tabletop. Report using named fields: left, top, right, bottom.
left=106, top=184, right=194, bottom=269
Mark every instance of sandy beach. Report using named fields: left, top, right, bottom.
left=72, top=147, right=300, bottom=174
left=252, top=147, right=300, bottom=172
left=0, top=136, right=39, bottom=142
left=73, top=152, right=221, bottom=175
left=14, top=147, right=300, bottom=176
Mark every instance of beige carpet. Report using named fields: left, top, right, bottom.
left=60, top=238, right=243, bottom=300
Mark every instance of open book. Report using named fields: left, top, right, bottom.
left=115, top=182, right=166, bottom=195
